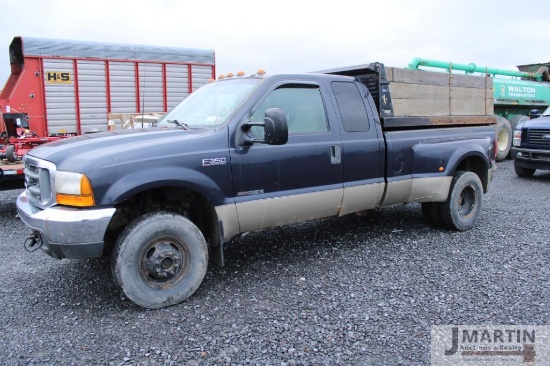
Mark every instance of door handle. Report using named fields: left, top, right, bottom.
left=331, top=145, right=341, bottom=164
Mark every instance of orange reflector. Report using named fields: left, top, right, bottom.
left=236, top=71, right=245, bottom=77
left=257, top=69, right=266, bottom=76
left=218, top=74, right=226, bottom=79
left=226, top=72, right=235, bottom=78
left=439, top=167, right=444, bottom=172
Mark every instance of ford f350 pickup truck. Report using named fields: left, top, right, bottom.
left=511, top=107, right=550, bottom=177
left=16, top=63, right=497, bottom=309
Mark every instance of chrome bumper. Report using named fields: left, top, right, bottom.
left=16, top=191, right=116, bottom=259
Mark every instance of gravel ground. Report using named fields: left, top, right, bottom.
left=0, top=159, right=549, bottom=365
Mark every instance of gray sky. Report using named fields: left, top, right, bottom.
left=0, top=0, right=548, bottom=85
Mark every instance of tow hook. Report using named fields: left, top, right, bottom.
left=24, top=233, right=42, bottom=252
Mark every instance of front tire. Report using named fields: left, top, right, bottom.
left=441, top=171, right=483, bottom=231
left=112, top=212, right=208, bottom=309
left=514, top=164, right=536, bottom=177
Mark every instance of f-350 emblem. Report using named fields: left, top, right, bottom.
left=202, top=157, right=226, bottom=167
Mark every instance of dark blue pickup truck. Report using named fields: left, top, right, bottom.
left=512, top=107, right=550, bottom=177
left=16, top=63, right=497, bottom=308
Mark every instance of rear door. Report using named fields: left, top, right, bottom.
left=230, top=81, right=343, bottom=232
left=330, top=81, right=385, bottom=215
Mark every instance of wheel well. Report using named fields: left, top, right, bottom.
left=103, top=186, right=219, bottom=256
left=455, top=156, right=489, bottom=193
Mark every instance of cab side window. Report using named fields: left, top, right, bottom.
left=251, top=84, right=328, bottom=137
left=331, top=81, right=370, bottom=132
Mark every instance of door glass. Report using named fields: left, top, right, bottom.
left=251, top=84, right=328, bottom=138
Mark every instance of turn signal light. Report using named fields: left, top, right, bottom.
left=55, top=172, right=95, bottom=207
left=56, top=194, right=95, bottom=207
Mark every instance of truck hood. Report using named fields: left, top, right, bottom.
left=26, top=128, right=216, bottom=173
left=518, top=116, right=550, bottom=130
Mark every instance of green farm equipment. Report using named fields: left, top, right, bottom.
left=407, top=58, right=550, bottom=161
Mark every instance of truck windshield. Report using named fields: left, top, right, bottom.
left=156, top=78, right=261, bottom=128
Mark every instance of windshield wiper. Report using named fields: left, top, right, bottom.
left=167, top=119, right=189, bottom=130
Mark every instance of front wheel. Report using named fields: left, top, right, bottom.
left=514, top=165, right=536, bottom=177
left=111, top=212, right=208, bottom=309
left=441, top=171, right=483, bottom=231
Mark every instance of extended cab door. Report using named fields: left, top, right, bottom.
left=330, top=81, right=385, bottom=215
left=230, top=81, right=343, bottom=232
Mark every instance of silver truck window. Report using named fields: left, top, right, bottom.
left=251, top=84, right=328, bottom=136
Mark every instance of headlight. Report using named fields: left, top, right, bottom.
left=512, top=130, right=522, bottom=147
left=55, top=171, right=95, bottom=207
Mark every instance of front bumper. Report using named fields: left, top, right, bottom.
left=16, top=191, right=116, bottom=259
left=511, top=147, right=550, bottom=171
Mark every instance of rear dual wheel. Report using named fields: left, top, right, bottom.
left=422, top=171, right=483, bottom=231
left=421, top=202, right=444, bottom=227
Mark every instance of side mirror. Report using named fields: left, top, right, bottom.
left=263, top=108, right=288, bottom=145
left=240, top=107, right=288, bottom=146
left=529, top=109, right=540, bottom=119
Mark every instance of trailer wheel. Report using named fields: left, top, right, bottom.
left=514, top=164, right=536, bottom=178
left=5, top=145, right=18, bottom=163
left=111, top=211, right=208, bottom=309
left=421, top=202, right=444, bottom=227
left=441, top=171, right=483, bottom=231
left=495, top=117, right=512, bottom=162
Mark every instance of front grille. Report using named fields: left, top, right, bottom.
left=527, top=129, right=550, bottom=147
left=24, top=163, right=42, bottom=202
left=23, top=157, right=55, bottom=208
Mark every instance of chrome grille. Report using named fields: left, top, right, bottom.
left=527, top=129, right=550, bottom=147
left=23, top=157, right=56, bottom=208
left=24, top=163, right=42, bottom=202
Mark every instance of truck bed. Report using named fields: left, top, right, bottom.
left=382, top=115, right=497, bottom=129
left=321, top=62, right=494, bottom=123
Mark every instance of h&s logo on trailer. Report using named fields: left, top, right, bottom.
left=45, top=72, right=71, bottom=84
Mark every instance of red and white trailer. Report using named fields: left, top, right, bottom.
left=0, top=36, right=215, bottom=190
